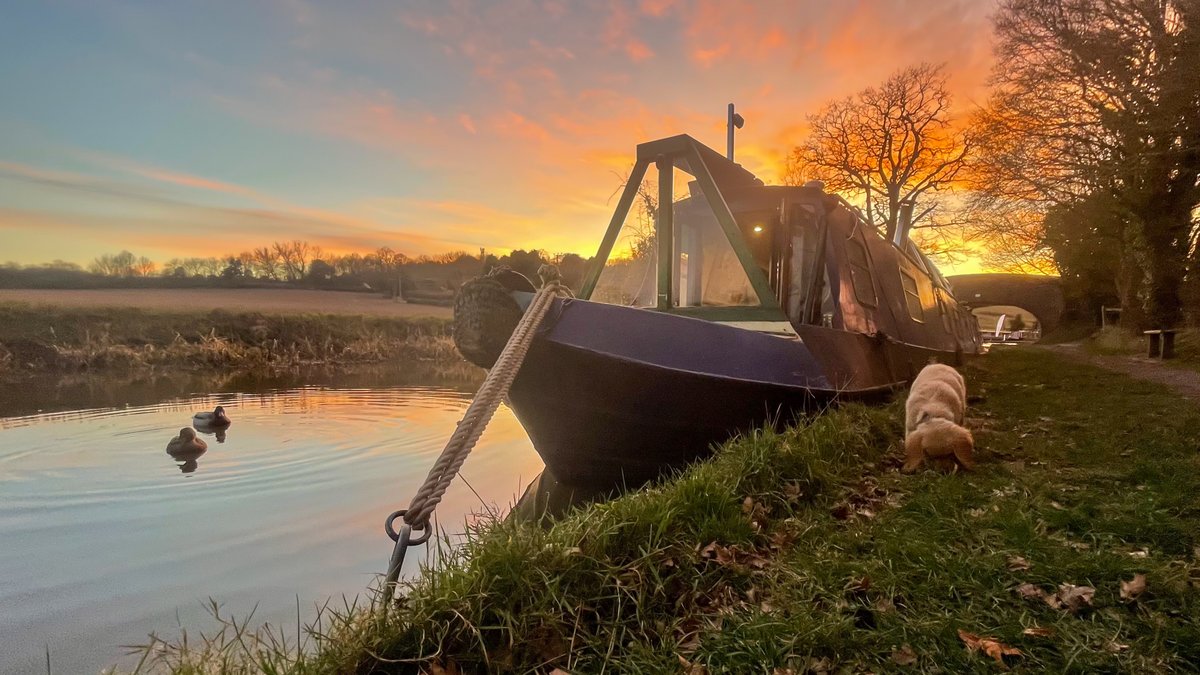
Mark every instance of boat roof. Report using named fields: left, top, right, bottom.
left=636, top=135, right=764, bottom=194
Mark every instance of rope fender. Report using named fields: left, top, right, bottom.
left=384, top=280, right=563, bottom=590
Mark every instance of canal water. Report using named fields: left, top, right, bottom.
left=0, top=367, right=543, bottom=674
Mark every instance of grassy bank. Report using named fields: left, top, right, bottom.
left=136, top=349, right=1200, bottom=673
left=0, top=303, right=464, bottom=379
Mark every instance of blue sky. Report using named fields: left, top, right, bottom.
left=0, top=0, right=996, bottom=269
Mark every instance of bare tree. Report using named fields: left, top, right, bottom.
left=89, top=251, right=138, bottom=276
left=131, top=256, right=156, bottom=277
left=251, top=246, right=281, bottom=280
left=784, top=63, right=973, bottom=240
left=273, top=240, right=311, bottom=281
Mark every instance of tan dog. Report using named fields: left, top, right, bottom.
left=903, top=363, right=973, bottom=473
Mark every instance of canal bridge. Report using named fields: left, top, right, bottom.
left=946, top=274, right=1065, bottom=335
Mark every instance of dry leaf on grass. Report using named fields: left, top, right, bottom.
left=958, top=629, right=1023, bottom=667
left=1048, top=583, right=1095, bottom=613
left=548, top=669, right=572, bottom=675
left=698, top=541, right=770, bottom=570
left=1105, top=640, right=1131, bottom=653
left=1022, top=626, right=1055, bottom=638
left=677, top=655, right=708, bottom=675
left=1016, top=583, right=1045, bottom=601
left=428, top=660, right=461, bottom=675
left=1120, top=573, right=1147, bottom=601
left=1007, top=555, right=1032, bottom=571
left=891, top=644, right=918, bottom=666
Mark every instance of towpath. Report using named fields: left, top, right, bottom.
left=1039, top=342, right=1200, bottom=402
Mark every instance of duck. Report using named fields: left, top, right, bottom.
left=166, top=427, right=208, bottom=456
left=193, top=405, right=232, bottom=428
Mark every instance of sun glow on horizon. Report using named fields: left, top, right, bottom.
left=0, top=1, right=999, bottom=274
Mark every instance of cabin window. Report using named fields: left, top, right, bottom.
left=592, top=173, right=660, bottom=307
left=844, top=237, right=877, bottom=307
left=936, top=290, right=952, bottom=332
left=672, top=174, right=758, bottom=307
left=900, top=270, right=923, bottom=322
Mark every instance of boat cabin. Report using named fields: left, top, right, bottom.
left=580, top=134, right=980, bottom=358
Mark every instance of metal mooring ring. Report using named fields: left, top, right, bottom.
left=385, top=509, right=432, bottom=545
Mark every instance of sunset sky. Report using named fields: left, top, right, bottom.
left=0, top=0, right=996, bottom=272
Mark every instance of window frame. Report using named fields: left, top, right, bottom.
left=900, top=269, right=924, bottom=323
left=844, top=236, right=878, bottom=308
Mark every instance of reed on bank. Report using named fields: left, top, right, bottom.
left=0, top=302, right=462, bottom=378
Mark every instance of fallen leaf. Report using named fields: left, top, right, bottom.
left=891, top=644, right=918, bottom=666
left=698, top=542, right=770, bottom=570
left=1022, top=626, right=1055, bottom=638
left=959, top=629, right=1023, bottom=667
left=845, top=576, right=872, bottom=596
left=784, top=481, right=803, bottom=502
left=1007, top=555, right=1032, bottom=571
left=677, top=654, right=707, bottom=675
left=1048, top=584, right=1095, bottom=613
left=874, top=596, right=897, bottom=614
left=548, top=669, right=572, bottom=675
left=742, top=496, right=755, bottom=514
left=1038, top=416, right=1053, bottom=422
left=760, top=600, right=776, bottom=613
left=428, top=660, right=461, bottom=675
left=1105, top=640, right=1130, bottom=653
left=807, top=656, right=833, bottom=673
left=1120, top=574, right=1147, bottom=601
left=1016, top=583, right=1045, bottom=601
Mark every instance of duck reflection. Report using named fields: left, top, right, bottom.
left=194, top=427, right=227, bottom=443
left=166, top=427, right=208, bottom=474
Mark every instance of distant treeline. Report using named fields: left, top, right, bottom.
left=1, top=243, right=592, bottom=302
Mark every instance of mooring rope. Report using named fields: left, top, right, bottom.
left=384, top=281, right=562, bottom=590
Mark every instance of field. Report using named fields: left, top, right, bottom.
left=0, top=288, right=451, bottom=319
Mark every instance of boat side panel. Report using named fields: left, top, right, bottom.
left=507, top=339, right=886, bottom=487
left=542, top=298, right=834, bottom=389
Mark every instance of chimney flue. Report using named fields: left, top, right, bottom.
left=726, top=103, right=744, bottom=161
left=894, top=199, right=915, bottom=246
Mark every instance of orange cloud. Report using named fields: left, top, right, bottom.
left=625, top=40, right=655, bottom=62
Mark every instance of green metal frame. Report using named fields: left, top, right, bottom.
left=683, top=145, right=778, bottom=308
left=655, top=156, right=673, bottom=310
left=580, top=134, right=784, bottom=320
left=580, top=158, right=650, bottom=299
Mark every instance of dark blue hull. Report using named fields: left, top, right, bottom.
left=507, top=298, right=896, bottom=487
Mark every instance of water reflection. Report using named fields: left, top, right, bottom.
left=0, top=367, right=540, bottom=674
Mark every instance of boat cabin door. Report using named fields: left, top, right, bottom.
left=779, top=199, right=831, bottom=327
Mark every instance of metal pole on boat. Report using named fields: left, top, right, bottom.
left=726, top=103, right=744, bottom=161
left=894, top=199, right=915, bottom=246
left=656, top=155, right=674, bottom=309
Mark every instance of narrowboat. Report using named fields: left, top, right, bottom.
left=455, top=134, right=981, bottom=489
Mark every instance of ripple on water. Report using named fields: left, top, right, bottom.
left=0, top=382, right=542, bottom=674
